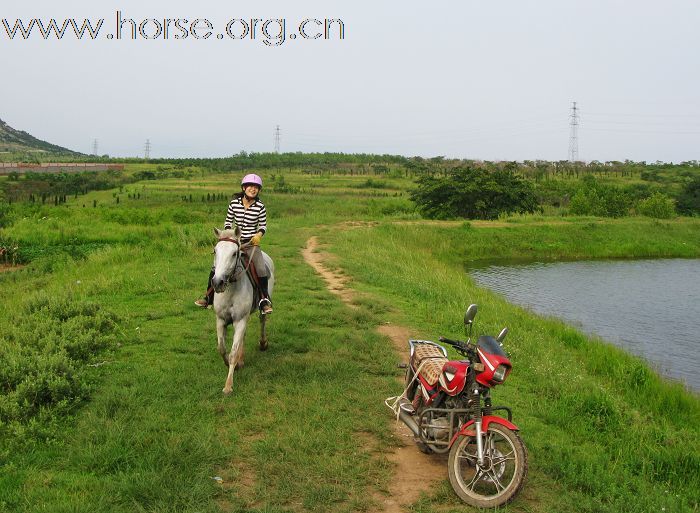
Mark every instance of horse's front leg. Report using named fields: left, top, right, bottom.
left=223, top=317, right=248, bottom=395
left=216, top=317, right=228, bottom=367
left=259, top=312, right=268, bottom=351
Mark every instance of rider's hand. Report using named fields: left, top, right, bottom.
left=250, top=233, right=262, bottom=246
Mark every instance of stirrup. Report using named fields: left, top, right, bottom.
left=259, top=298, right=273, bottom=314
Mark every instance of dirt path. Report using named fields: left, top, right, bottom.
left=301, top=237, right=357, bottom=307
left=302, top=237, right=445, bottom=513
left=0, top=264, right=24, bottom=273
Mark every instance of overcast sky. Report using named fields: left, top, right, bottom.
left=2, top=0, right=699, bottom=162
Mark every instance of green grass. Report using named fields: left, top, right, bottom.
left=407, top=217, right=700, bottom=265
left=1, top=167, right=699, bottom=512
left=321, top=219, right=700, bottom=513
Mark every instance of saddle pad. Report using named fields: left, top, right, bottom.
left=412, top=344, right=448, bottom=386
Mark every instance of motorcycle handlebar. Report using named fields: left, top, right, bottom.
left=438, top=336, right=462, bottom=345
left=439, top=336, right=474, bottom=355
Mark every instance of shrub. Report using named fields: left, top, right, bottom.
left=676, top=176, right=700, bottom=215
left=356, top=178, right=389, bottom=189
left=269, top=175, right=302, bottom=194
left=0, top=294, right=120, bottom=440
left=0, top=198, right=11, bottom=228
left=410, top=165, right=539, bottom=220
left=569, top=176, right=629, bottom=217
left=636, top=192, right=676, bottom=219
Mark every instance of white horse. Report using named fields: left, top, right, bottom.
left=212, top=227, right=275, bottom=395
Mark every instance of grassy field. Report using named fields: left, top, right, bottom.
left=1, top=167, right=699, bottom=513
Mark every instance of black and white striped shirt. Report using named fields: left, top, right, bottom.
left=224, top=196, right=267, bottom=240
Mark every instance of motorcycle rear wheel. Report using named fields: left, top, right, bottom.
left=448, top=424, right=527, bottom=508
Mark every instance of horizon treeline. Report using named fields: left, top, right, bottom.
left=1, top=153, right=699, bottom=221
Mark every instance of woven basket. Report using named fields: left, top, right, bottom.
left=412, top=344, right=448, bottom=385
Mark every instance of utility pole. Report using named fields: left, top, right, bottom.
left=274, top=125, right=281, bottom=153
left=144, top=139, right=151, bottom=160
left=92, top=138, right=98, bottom=157
left=568, top=101, right=579, bottom=162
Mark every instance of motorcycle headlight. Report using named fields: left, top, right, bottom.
left=492, top=364, right=508, bottom=383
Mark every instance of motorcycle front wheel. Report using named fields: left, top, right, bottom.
left=447, top=424, right=527, bottom=508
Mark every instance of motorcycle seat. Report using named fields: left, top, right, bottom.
left=412, top=343, right=448, bottom=386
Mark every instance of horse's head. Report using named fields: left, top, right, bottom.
left=212, top=227, right=242, bottom=292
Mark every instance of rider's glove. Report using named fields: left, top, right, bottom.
left=250, top=233, right=262, bottom=246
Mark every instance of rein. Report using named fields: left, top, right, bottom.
left=216, top=237, right=256, bottom=285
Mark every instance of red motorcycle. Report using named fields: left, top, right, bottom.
left=388, top=304, right=527, bottom=508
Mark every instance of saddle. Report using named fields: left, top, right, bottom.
left=411, top=342, right=448, bottom=386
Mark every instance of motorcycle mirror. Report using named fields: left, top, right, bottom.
left=497, top=327, right=509, bottom=343
left=464, top=304, right=478, bottom=326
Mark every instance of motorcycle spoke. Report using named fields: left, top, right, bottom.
left=466, top=467, right=487, bottom=492
left=490, top=450, right=515, bottom=466
left=457, top=452, right=477, bottom=462
left=485, top=467, right=506, bottom=492
left=456, top=441, right=477, bottom=462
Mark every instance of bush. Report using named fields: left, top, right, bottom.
left=269, top=175, right=302, bottom=194
left=0, top=294, right=120, bottom=441
left=0, top=197, right=11, bottom=228
left=569, top=176, right=629, bottom=217
left=355, top=178, right=389, bottom=189
left=676, top=176, right=700, bottom=215
left=636, top=192, right=676, bottom=219
left=410, top=165, right=539, bottom=220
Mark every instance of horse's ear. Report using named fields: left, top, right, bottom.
left=234, top=226, right=241, bottom=238
left=214, top=227, right=221, bottom=237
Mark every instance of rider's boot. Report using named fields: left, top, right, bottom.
left=195, top=268, right=215, bottom=308
left=258, top=276, right=273, bottom=315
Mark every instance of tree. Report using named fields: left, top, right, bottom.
left=410, top=165, right=539, bottom=220
left=676, top=176, right=700, bottom=215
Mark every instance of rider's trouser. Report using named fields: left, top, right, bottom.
left=243, top=247, right=272, bottom=305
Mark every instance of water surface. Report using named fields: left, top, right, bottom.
left=470, top=259, right=700, bottom=391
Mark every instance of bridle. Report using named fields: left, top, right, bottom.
left=215, top=236, right=254, bottom=286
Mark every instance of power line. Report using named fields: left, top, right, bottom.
left=568, top=101, right=580, bottom=162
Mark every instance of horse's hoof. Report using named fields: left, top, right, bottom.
left=235, top=361, right=244, bottom=370
left=259, top=341, right=268, bottom=351
left=222, top=387, right=232, bottom=395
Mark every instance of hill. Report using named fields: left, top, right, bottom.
left=0, top=118, right=81, bottom=156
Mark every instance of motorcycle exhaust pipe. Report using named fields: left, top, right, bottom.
left=397, top=398, right=421, bottom=438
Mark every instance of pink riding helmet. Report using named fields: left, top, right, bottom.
left=241, top=173, right=263, bottom=189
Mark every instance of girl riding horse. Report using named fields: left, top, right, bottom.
left=195, top=173, right=273, bottom=314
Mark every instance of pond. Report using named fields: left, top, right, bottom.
left=470, top=259, right=700, bottom=391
